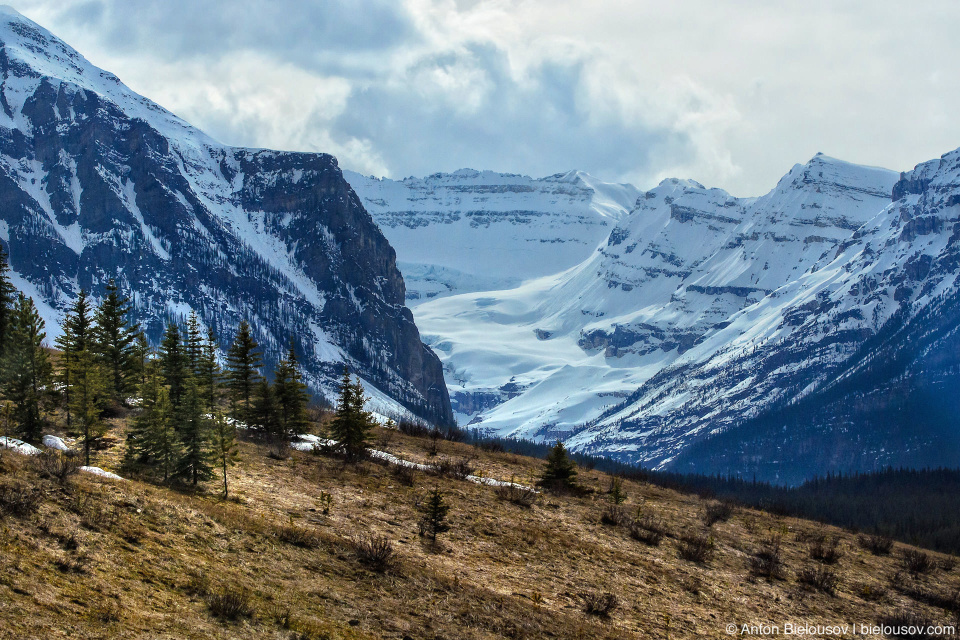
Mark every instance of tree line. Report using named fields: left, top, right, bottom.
left=0, top=246, right=314, bottom=497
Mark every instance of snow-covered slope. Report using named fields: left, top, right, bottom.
left=407, top=154, right=906, bottom=460
left=345, top=169, right=639, bottom=300
left=0, top=7, right=453, bottom=425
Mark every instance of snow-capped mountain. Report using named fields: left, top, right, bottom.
left=0, top=7, right=453, bottom=425
left=345, top=169, right=639, bottom=301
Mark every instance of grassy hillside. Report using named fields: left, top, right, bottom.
left=1, top=419, right=959, bottom=639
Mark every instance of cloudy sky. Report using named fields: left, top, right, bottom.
left=14, top=0, right=960, bottom=196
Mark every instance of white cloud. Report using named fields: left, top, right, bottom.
left=13, top=0, right=960, bottom=196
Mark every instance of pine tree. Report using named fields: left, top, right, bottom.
left=539, top=441, right=578, bottom=492
left=197, top=327, right=220, bottom=412
left=418, top=488, right=451, bottom=542
left=176, top=377, right=212, bottom=485
left=159, top=322, right=188, bottom=410
left=210, top=410, right=239, bottom=498
left=185, top=311, right=204, bottom=374
left=70, top=346, right=108, bottom=466
left=328, top=367, right=373, bottom=461
left=251, top=377, right=279, bottom=438
left=126, top=366, right=180, bottom=481
left=54, top=290, right=93, bottom=431
left=1, top=294, right=52, bottom=443
left=0, top=244, right=15, bottom=360
left=131, top=332, right=150, bottom=391
left=273, top=338, right=309, bottom=441
left=92, top=280, right=139, bottom=402
left=224, top=321, right=262, bottom=423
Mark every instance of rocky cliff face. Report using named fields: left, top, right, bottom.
left=0, top=8, right=453, bottom=425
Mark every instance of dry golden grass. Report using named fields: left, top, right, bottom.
left=0, top=421, right=958, bottom=639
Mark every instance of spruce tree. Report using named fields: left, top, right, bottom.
left=159, top=322, right=188, bottom=410
left=185, top=311, right=204, bottom=374
left=0, top=244, right=15, bottom=359
left=1, top=294, right=52, bottom=443
left=273, top=338, right=309, bottom=440
left=176, top=377, right=212, bottom=485
left=539, top=440, right=578, bottom=492
left=54, top=290, right=93, bottom=431
left=210, top=410, right=239, bottom=498
left=92, top=280, right=139, bottom=402
left=126, top=366, right=180, bottom=481
left=251, top=377, right=279, bottom=438
left=328, top=366, right=373, bottom=461
left=197, top=327, right=220, bottom=412
left=418, top=488, right=451, bottom=542
left=71, top=345, right=108, bottom=466
left=224, top=321, right=262, bottom=423
left=131, top=332, right=150, bottom=391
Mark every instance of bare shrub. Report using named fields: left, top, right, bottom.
left=854, top=582, right=886, bottom=603
left=54, top=552, right=89, bottom=574
left=797, top=565, right=840, bottom=595
left=600, top=505, right=626, bottom=526
left=580, top=591, right=619, bottom=617
left=857, top=533, right=894, bottom=556
left=276, top=523, right=321, bottom=549
left=207, top=585, right=255, bottom=620
left=809, top=533, right=844, bottom=564
left=434, top=457, right=474, bottom=480
left=494, top=481, right=537, bottom=508
left=750, top=533, right=785, bottom=579
left=677, top=531, right=715, bottom=564
left=939, top=556, right=958, bottom=573
left=34, top=450, right=80, bottom=484
left=0, top=481, right=42, bottom=517
left=391, top=463, right=417, bottom=487
left=352, top=534, right=394, bottom=572
left=702, top=500, right=735, bottom=527
left=397, top=419, right=432, bottom=439
left=876, top=610, right=935, bottom=639
left=183, top=571, right=211, bottom=597
left=900, top=549, right=935, bottom=575
left=628, top=515, right=666, bottom=547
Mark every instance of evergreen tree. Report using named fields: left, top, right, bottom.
left=54, top=290, right=93, bottom=431
left=126, top=366, right=180, bottom=481
left=328, top=367, right=373, bottom=461
left=251, top=377, right=279, bottom=437
left=418, top=488, right=451, bottom=542
left=176, top=378, right=213, bottom=485
left=0, top=244, right=15, bottom=359
left=185, top=311, right=204, bottom=374
left=539, top=441, right=578, bottom=492
left=92, top=280, right=139, bottom=402
left=273, top=338, right=309, bottom=440
left=210, top=410, right=239, bottom=498
left=159, top=322, right=188, bottom=410
left=224, top=321, right=262, bottom=423
left=197, top=327, right=220, bottom=412
left=1, top=294, right=51, bottom=443
left=131, top=332, right=150, bottom=391
left=70, top=346, right=108, bottom=466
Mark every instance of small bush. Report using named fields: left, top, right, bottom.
left=809, top=533, right=844, bottom=565
left=0, top=481, right=42, bottom=517
left=750, top=533, right=785, bottom=579
left=857, top=533, right=894, bottom=556
left=876, top=610, right=935, bottom=639
left=900, top=549, right=935, bottom=575
left=677, top=531, right=715, bottom=564
left=352, top=534, right=394, bottom=572
left=494, top=481, right=537, bottom=508
left=580, top=591, right=619, bottom=617
left=391, top=463, right=417, bottom=487
left=600, top=505, right=626, bottom=526
left=34, top=450, right=80, bottom=484
left=939, top=556, right=958, bottom=573
left=54, top=552, right=89, bottom=574
left=276, top=523, right=321, bottom=549
left=702, top=500, right=735, bottom=527
left=854, top=582, right=886, bottom=603
left=207, top=586, right=255, bottom=620
left=797, top=565, right=840, bottom=595
left=434, top=457, right=474, bottom=480
left=397, top=419, right=432, bottom=439
left=628, top=515, right=666, bottom=547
